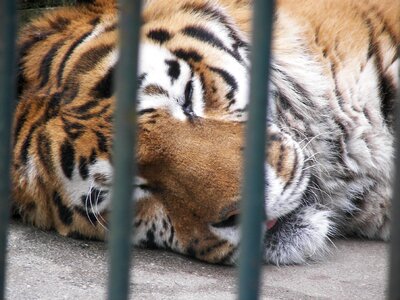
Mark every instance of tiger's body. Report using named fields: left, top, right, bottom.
left=12, top=0, right=399, bottom=264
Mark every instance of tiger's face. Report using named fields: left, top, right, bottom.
left=130, top=42, right=328, bottom=264
left=135, top=112, right=312, bottom=264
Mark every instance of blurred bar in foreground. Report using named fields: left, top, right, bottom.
left=238, top=1, right=275, bottom=299
left=107, top=1, right=142, bottom=300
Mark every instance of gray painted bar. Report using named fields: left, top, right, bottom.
left=0, top=0, right=16, bottom=299
left=389, top=64, right=400, bottom=300
left=5, top=0, right=82, bottom=298
left=107, top=1, right=142, bottom=300
left=238, top=1, right=275, bottom=299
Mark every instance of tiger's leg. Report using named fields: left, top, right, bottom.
left=12, top=93, right=115, bottom=240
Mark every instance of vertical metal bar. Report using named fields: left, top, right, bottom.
left=389, top=62, right=400, bottom=300
left=0, top=0, right=16, bottom=299
left=238, top=1, right=275, bottom=299
left=107, top=1, right=142, bottom=299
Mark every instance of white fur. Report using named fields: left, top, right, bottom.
left=137, top=43, right=205, bottom=120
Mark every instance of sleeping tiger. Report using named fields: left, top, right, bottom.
left=12, top=0, right=399, bottom=265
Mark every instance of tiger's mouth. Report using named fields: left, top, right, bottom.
left=266, top=219, right=278, bottom=230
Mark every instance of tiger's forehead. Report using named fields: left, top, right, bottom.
left=136, top=42, right=206, bottom=121
left=139, top=1, right=251, bottom=121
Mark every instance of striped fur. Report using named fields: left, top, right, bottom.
left=12, top=0, right=399, bottom=265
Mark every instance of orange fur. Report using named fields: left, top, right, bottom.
left=12, top=0, right=400, bottom=264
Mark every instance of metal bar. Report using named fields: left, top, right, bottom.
left=0, top=0, right=17, bottom=299
left=107, top=1, right=142, bottom=299
left=238, top=1, right=275, bottom=299
left=389, top=61, right=400, bottom=300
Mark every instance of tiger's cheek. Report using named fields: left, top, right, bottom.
left=264, top=131, right=308, bottom=220
left=267, top=135, right=299, bottom=185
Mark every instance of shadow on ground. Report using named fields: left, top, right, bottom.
left=6, top=220, right=388, bottom=299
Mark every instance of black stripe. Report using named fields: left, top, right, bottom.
left=285, top=157, right=307, bottom=202
left=17, top=69, right=27, bottom=97
left=362, top=14, right=396, bottom=127
left=48, top=16, right=71, bottom=31
left=105, top=23, right=118, bottom=32
left=62, top=117, right=85, bottom=140
left=44, top=92, right=62, bottom=121
left=60, top=139, right=76, bottom=179
left=182, top=25, right=242, bottom=62
left=208, top=66, right=237, bottom=101
left=168, top=224, right=175, bottom=245
left=143, top=84, right=169, bottom=97
left=165, top=59, right=180, bottom=82
left=138, top=108, right=156, bottom=115
left=91, top=66, right=114, bottom=99
left=57, top=30, right=94, bottom=87
left=13, top=103, right=31, bottom=145
left=144, top=229, right=158, bottom=249
left=172, top=49, right=203, bottom=62
left=89, top=149, right=97, bottom=164
left=364, top=16, right=374, bottom=59
left=138, top=73, right=147, bottom=87
left=18, top=27, right=57, bottom=62
left=71, top=44, right=113, bottom=75
left=39, top=40, right=65, bottom=89
left=378, top=72, right=396, bottom=127
left=93, top=130, right=108, bottom=152
left=89, top=17, right=101, bottom=26
left=182, top=3, right=249, bottom=51
left=199, top=72, right=207, bottom=94
left=271, top=66, right=312, bottom=108
left=79, top=156, right=89, bottom=180
left=275, top=87, right=307, bottom=122
left=53, top=192, right=73, bottom=226
left=182, top=25, right=226, bottom=51
left=147, top=28, right=172, bottom=44
left=64, top=103, right=111, bottom=120
left=276, top=143, right=285, bottom=174
left=71, top=99, right=99, bottom=114
left=17, top=21, right=70, bottom=93
left=283, top=148, right=298, bottom=191
left=37, top=131, right=54, bottom=174
left=20, top=123, right=40, bottom=165
left=162, top=219, right=168, bottom=230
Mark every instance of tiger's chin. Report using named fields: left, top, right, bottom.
left=217, top=204, right=334, bottom=265
left=255, top=131, right=335, bottom=265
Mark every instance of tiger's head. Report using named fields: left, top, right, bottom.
left=130, top=37, right=332, bottom=264
left=13, top=0, right=334, bottom=265
left=135, top=109, right=332, bottom=265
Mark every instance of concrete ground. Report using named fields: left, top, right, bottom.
left=5, top=220, right=389, bottom=300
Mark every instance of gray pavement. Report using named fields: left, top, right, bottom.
left=5, top=221, right=389, bottom=299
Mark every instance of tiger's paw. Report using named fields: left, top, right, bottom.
left=263, top=205, right=334, bottom=265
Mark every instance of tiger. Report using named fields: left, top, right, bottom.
left=11, top=0, right=399, bottom=265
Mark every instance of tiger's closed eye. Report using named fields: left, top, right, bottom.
left=211, top=214, right=240, bottom=228
left=183, top=79, right=196, bottom=119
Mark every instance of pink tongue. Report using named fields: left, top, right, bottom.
left=266, top=219, right=277, bottom=230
